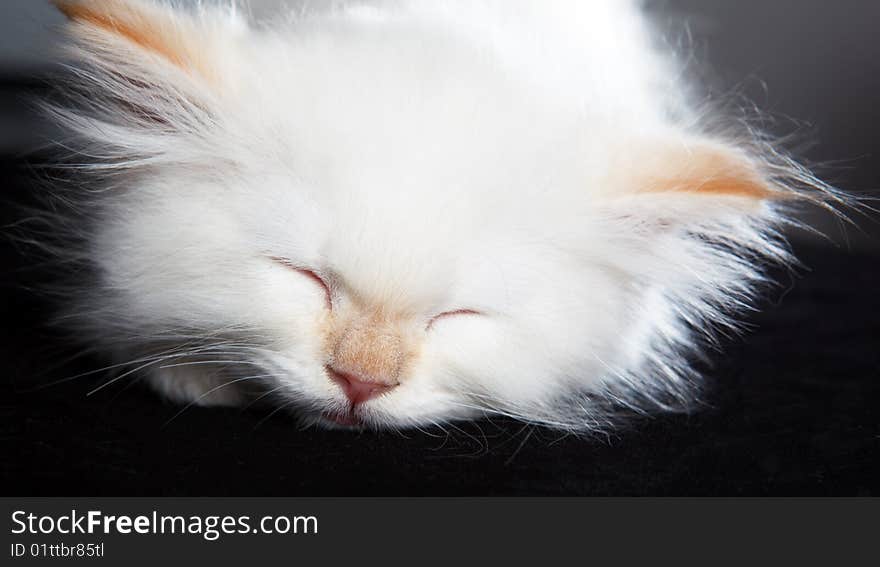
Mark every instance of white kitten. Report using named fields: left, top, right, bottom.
left=42, top=0, right=838, bottom=431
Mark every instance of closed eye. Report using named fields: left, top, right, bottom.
left=426, top=309, right=482, bottom=331
left=270, top=256, right=333, bottom=309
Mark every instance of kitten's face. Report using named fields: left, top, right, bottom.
left=103, top=79, right=624, bottom=429
left=52, top=0, right=792, bottom=431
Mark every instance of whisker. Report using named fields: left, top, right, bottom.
left=162, top=373, right=275, bottom=427
left=254, top=400, right=295, bottom=430
left=86, top=356, right=174, bottom=396
left=157, top=359, right=264, bottom=370
left=242, top=384, right=288, bottom=410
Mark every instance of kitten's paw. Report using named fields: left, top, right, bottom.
left=147, top=365, right=247, bottom=407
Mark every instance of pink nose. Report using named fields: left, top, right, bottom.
left=326, top=366, right=398, bottom=405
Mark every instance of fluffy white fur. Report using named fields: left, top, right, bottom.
left=40, top=0, right=837, bottom=431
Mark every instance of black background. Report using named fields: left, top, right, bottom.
left=1, top=1, right=878, bottom=495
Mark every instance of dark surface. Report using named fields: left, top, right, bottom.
left=1, top=154, right=878, bottom=496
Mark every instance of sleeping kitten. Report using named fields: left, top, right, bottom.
left=40, top=0, right=838, bottom=431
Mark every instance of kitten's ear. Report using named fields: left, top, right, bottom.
left=633, top=139, right=777, bottom=201
left=52, top=0, right=246, bottom=88
left=50, top=0, right=248, bottom=164
left=608, top=137, right=790, bottom=231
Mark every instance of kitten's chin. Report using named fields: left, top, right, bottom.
left=315, top=403, right=391, bottom=429
left=314, top=404, right=454, bottom=431
left=316, top=408, right=412, bottom=430
left=320, top=409, right=363, bottom=429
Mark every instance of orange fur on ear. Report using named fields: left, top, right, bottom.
left=639, top=141, right=778, bottom=200
left=53, top=0, right=217, bottom=80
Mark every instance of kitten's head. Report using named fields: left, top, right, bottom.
left=46, top=0, right=823, bottom=430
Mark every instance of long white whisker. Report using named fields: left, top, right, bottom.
left=163, top=374, right=276, bottom=426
